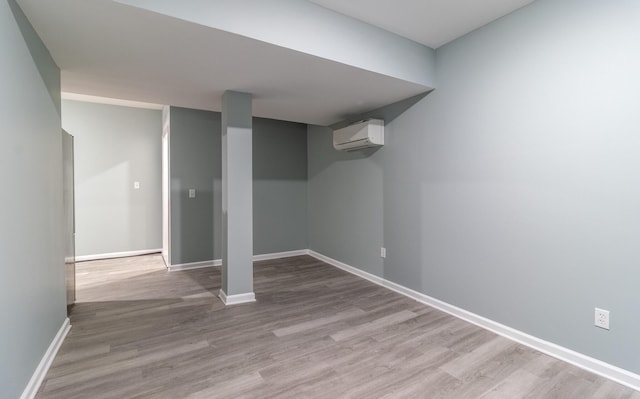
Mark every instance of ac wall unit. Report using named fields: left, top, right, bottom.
left=333, top=118, right=384, bottom=151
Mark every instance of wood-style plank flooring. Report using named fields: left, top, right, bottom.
left=37, top=255, right=639, bottom=398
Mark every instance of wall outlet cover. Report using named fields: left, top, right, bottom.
left=595, top=308, right=610, bottom=330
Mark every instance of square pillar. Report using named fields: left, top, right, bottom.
left=219, top=91, right=255, bottom=305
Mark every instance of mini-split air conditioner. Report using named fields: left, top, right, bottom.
left=333, top=118, right=384, bottom=151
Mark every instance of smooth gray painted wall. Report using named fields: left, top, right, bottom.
left=308, top=0, right=640, bottom=374
left=62, top=100, right=162, bottom=257
left=308, top=125, right=383, bottom=276
left=254, top=117, right=307, bottom=255
left=169, top=107, right=307, bottom=265
left=169, top=107, right=221, bottom=265
left=0, top=2, right=66, bottom=397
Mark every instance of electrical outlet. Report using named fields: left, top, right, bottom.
left=594, top=308, right=610, bottom=330
left=380, top=247, right=386, bottom=258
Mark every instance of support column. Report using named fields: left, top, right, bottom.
left=219, top=91, right=255, bottom=305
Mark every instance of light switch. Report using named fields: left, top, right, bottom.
left=188, top=189, right=196, bottom=198
left=134, top=181, right=140, bottom=189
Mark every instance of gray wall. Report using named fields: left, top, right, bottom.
left=308, top=0, right=640, bottom=374
left=169, top=107, right=221, bottom=265
left=62, top=100, right=162, bottom=257
left=169, top=107, right=307, bottom=265
left=0, top=2, right=66, bottom=397
left=308, top=126, right=383, bottom=276
left=254, top=117, right=308, bottom=255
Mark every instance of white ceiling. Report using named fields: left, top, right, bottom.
left=310, top=0, right=535, bottom=48
left=17, top=0, right=534, bottom=125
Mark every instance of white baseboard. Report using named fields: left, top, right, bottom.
left=218, top=289, right=256, bottom=305
left=168, top=259, right=222, bottom=272
left=76, top=248, right=161, bottom=262
left=253, top=249, right=309, bottom=262
left=307, top=250, right=640, bottom=392
left=21, top=318, right=71, bottom=399
left=168, top=249, right=309, bottom=271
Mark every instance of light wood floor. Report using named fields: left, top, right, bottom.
left=37, top=254, right=639, bottom=398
